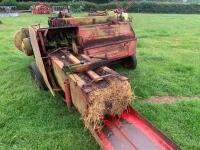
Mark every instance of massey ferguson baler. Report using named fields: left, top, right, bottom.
left=14, top=11, right=180, bottom=150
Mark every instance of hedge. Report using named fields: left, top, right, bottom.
left=0, top=1, right=200, bottom=14
left=125, top=2, right=200, bottom=14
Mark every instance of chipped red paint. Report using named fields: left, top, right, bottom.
left=96, top=130, right=114, bottom=150
left=79, top=23, right=135, bottom=44
left=64, top=81, right=72, bottom=112
left=79, top=23, right=136, bottom=60
left=84, top=39, right=136, bottom=60
left=92, top=107, right=180, bottom=150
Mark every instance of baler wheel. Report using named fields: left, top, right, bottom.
left=123, top=55, right=137, bottom=70
left=29, top=63, right=48, bottom=91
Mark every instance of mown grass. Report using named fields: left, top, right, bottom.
left=0, top=13, right=200, bottom=150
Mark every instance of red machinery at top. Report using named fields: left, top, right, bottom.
left=32, top=2, right=52, bottom=15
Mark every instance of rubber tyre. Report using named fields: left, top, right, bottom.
left=123, top=55, right=137, bottom=70
left=29, top=63, right=48, bottom=91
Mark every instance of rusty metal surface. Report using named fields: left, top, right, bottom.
left=48, top=15, right=137, bottom=61
left=63, top=59, right=112, bottom=73
left=84, top=40, right=136, bottom=60
left=79, top=23, right=135, bottom=44
left=78, top=22, right=136, bottom=60
left=31, top=22, right=136, bottom=72
left=29, top=27, right=55, bottom=95
left=49, top=16, right=116, bottom=27
left=51, top=56, right=66, bottom=91
left=69, top=74, right=88, bottom=114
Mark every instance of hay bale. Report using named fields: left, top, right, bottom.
left=22, top=38, right=33, bottom=56
left=82, top=77, right=133, bottom=130
left=21, top=28, right=29, bottom=39
left=13, top=31, right=23, bottom=51
left=13, top=28, right=30, bottom=51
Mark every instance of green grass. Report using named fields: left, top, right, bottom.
left=0, top=13, right=200, bottom=150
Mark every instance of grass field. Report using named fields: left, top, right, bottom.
left=0, top=13, right=200, bottom=150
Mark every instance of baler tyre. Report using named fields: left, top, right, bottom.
left=29, top=63, right=48, bottom=91
left=123, top=55, right=137, bottom=70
